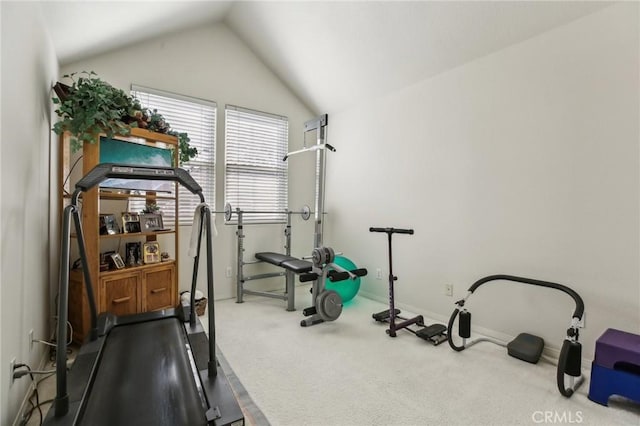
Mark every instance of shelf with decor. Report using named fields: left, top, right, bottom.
left=99, top=230, right=175, bottom=239
left=59, top=127, right=180, bottom=342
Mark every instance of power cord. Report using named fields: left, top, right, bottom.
left=62, top=155, right=83, bottom=196
left=14, top=364, right=44, bottom=426
left=30, top=319, right=73, bottom=362
left=14, top=361, right=70, bottom=425
left=13, top=367, right=56, bottom=380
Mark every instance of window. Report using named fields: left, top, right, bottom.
left=225, top=105, right=288, bottom=224
left=130, top=85, right=216, bottom=226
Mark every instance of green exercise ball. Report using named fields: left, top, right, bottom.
left=324, top=255, right=361, bottom=303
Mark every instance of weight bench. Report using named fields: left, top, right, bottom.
left=236, top=251, right=313, bottom=311
left=255, top=252, right=313, bottom=274
left=234, top=206, right=311, bottom=311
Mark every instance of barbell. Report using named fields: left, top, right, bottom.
left=217, top=203, right=314, bottom=221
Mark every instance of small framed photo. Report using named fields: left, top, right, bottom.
left=143, top=241, right=161, bottom=264
left=140, top=213, right=164, bottom=232
left=99, top=214, right=119, bottom=235
left=110, top=253, right=126, bottom=270
left=122, top=212, right=141, bottom=234
left=125, top=242, right=142, bottom=266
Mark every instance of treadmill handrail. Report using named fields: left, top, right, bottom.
left=75, top=163, right=204, bottom=198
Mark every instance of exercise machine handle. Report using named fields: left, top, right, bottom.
left=299, top=273, right=317, bottom=283
left=466, top=274, right=584, bottom=321
left=328, top=268, right=368, bottom=282
left=369, top=227, right=414, bottom=235
left=299, top=268, right=368, bottom=283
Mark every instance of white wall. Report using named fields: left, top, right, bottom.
left=325, top=3, right=639, bottom=360
left=61, top=23, right=315, bottom=301
left=0, top=2, right=59, bottom=424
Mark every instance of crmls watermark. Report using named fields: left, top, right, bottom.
left=532, top=411, right=583, bottom=424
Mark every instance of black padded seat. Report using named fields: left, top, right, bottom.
left=255, top=252, right=295, bottom=266
left=279, top=259, right=313, bottom=274
left=508, top=332, right=545, bottom=364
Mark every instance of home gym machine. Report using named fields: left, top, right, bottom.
left=283, top=113, right=332, bottom=257
left=220, top=115, right=335, bottom=317
left=370, top=227, right=447, bottom=344
left=45, top=163, right=244, bottom=425
left=447, top=274, right=585, bottom=397
left=298, top=246, right=368, bottom=326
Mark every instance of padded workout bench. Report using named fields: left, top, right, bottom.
left=238, top=250, right=311, bottom=311
left=254, top=251, right=314, bottom=310
left=237, top=245, right=313, bottom=311
left=256, top=252, right=313, bottom=275
left=588, top=328, right=640, bottom=407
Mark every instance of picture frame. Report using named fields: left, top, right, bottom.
left=99, top=214, right=119, bottom=235
left=125, top=242, right=142, bottom=266
left=110, top=253, right=126, bottom=270
left=100, top=250, right=115, bottom=271
left=122, top=212, right=141, bottom=234
left=143, top=241, right=161, bottom=264
left=140, top=213, right=164, bottom=232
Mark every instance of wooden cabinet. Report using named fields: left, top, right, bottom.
left=100, top=270, right=141, bottom=316
left=98, top=261, right=177, bottom=315
left=143, top=262, right=177, bottom=311
left=61, top=128, right=180, bottom=342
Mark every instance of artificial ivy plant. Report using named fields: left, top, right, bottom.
left=145, top=109, right=197, bottom=165
left=52, top=71, right=197, bottom=165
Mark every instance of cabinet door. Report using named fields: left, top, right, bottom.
left=143, top=263, right=176, bottom=311
left=100, top=272, right=141, bottom=316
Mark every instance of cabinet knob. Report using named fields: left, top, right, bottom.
left=151, top=287, right=167, bottom=294
left=112, top=296, right=131, bottom=304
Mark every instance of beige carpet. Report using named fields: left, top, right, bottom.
left=210, top=285, right=640, bottom=426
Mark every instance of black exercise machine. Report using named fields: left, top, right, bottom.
left=44, top=163, right=244, bottom=425
left=370, top=227, right=447, bottom=345
left=447, top=274, right=585, bottom=397
left=256, top=247, right=367, bottom=326
left=298, top=246, right=367, bottom=327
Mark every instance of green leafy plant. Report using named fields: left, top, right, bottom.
left=141, top=202, right=161, bottom=214
left=52, top=72, right=198, bottom=165
left=52, top=71, right=142, bottom=152
left=146, top=109, right=198, bottom=165
left=174, top=132, right=197, bottom=166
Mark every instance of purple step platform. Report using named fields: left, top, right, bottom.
left=594, top=328, right=640, bottom=370
left=589, top=328, right=640, bottom=407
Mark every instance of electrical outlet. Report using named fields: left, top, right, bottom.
left=225, top=266, right=232, bottom=278
left=445, top=284, right=453, bottom=297
left=29, top=329, right=33, bottom=351
left=9, top=357, right=15, bottom=386
left=376, top=268, right=382, bottom=280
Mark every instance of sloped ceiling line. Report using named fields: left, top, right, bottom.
left=41, top=1, right=611, bottom=114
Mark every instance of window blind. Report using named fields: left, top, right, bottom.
left=225, top=105, right=288, bottom=224
left=130, top=85, right=216, bottom=226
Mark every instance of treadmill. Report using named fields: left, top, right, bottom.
left=44, top=163, right=244, bottom=426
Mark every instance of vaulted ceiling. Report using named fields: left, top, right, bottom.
left=40, top=1, right=611, bottom=113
